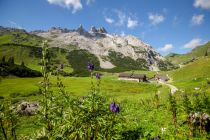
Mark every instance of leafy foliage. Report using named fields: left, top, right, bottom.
left=35, top=41, right=124, bottom=139
left=66, top=49, right=101, bottom=76
left=0, top=100, right=18, bottom=140
left=107, top=50, right=149, bottom=71
left=157, top=60, right=177, bottom=71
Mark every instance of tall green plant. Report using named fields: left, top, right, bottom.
left=36, top=41, right=123, bottom=139
left=0, top=100, right=18, bottom=140
left=37, top=40, right=55, bottom=138
left=168, top=94, right=177, bottom=129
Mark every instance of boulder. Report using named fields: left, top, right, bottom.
left=17, top=101, right=39, bottom=116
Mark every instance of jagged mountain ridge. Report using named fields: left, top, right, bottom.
left=32, top=25, right=167, bottom=71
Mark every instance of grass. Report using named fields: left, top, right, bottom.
left=1, top=57, right=210, bottom=138
left=0, top=74, right=170, bottom=137
left=0, top=29, right=43, bottom=46
left=1, top=27, right=210, bottom=139
left=167, top=56, right=210, bottom=91
left=0, top=75, right=169, bottom=100
left=166, top=41, right=210, bottom=65
left=0, top=45, right=73, bottom=73
left=0, top=45, right=41, bottom=71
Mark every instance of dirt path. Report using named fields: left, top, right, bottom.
left=158, top=81, right=178, bottom=95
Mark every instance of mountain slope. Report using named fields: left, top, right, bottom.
left=33, top=25, right=173, bottom=71
left=166, top=41, right=210, bottom=65
left=0, top=26, right=174, bottom=76
left=167, top=56, right=210, bottom=90
left=0, top=27, right=71, bottom=72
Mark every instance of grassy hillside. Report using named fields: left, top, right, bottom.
left=0, top=27, right=43, bottom=47
left=167, top=56, right=210, bottom=91
left=0, top=28, right=73, bottom=73
left=166, top=41, right=210, bottom=65
left=0, top=27, right=44, bottom=70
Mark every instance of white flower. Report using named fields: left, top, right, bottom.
left=161, top=128, right=166, bottom=133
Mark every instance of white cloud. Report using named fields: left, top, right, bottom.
left=191, top=14, right=204, bottom=25
left=104, top=16, right=114, bottom=24
left=148, top=13, right=165, bottom=25
left=104, top=9, right=140, bottom=29
left=127, top=17, right=138, bottom=29
left=114, top=10, right=126, bottom=26
left=183, top=38, right=202, bottom=49
left=159, top=44, right=173, bottom=52
left=194, top=0, right=210, bottom=10
left=47, top=0, right=82, bottom=13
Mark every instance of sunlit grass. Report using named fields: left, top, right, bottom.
left=0, top=75, right=170, bottom=101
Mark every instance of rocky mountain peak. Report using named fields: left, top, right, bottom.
left=48, top=27, right=71, bottom=33
left=90, top=26, right=97, bottom=33
left=98, top=27, right=107, bottom=33
left=89, top=26, right=107, bottom=34
left=31, top=25, right=171, bottom=71
left=76, top=24, right=85, bottom=34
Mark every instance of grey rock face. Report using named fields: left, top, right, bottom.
left=90, top=26, right=107, bottom=34
left=90, top=26, right=97, bottom=33
left=98, top=27, right=107, bottom=33
left=33, top=26, right=166, bottom=70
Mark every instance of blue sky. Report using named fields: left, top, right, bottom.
left=0, top=0, right=210, bottom=55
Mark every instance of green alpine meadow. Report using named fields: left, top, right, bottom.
left=1, top=0, right=210, bottom=139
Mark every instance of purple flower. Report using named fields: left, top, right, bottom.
left=110, top=102, right=120, bottom=113
left=96, top=73, right=101, bottom=79
left=87, top=62, right=94, bottom=71
left=114, top=105, right=120, bottom=113
left=60, top=64, right=64, bottom=69
left=110, top=102, right=115, bottom=112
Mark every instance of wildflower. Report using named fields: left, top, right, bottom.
left=110, top=102, right=120, bottom=113
left=114, top=105, right=120, bottom=113
left=110, top=102, right=115, bottom=112
left=96, top=73, right=101, bottom=79
left=153, top=136, right=161, bottom=140
left=87, top=62, right=94, bottom=71
left=60, top=64, right=64, bottom=69
left=161, top=128, right=166, bottom=134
